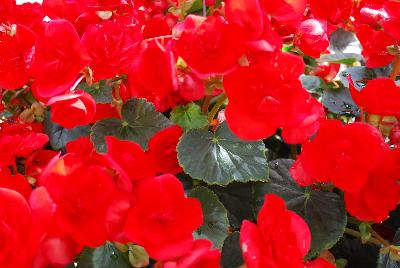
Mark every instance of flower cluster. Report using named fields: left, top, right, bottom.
left=0, top=0, right=399, bottom=267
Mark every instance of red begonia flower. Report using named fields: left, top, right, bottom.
left=29, top=186, right=82, bottom=267
left=345, top=148, right=400, bottom=222
left=224, top=52, right=322, bottom=143
left=309, top=0, right=353, bottom=25
left=67, top=137, right=133, bottom=192
left=47, top=90, right=96, bottom=129
left=41, top=154, right=118, bottom=247
left=124, top=174, right=203, bottom=261
left=310, top=62, right=341, bottom=82
left=155, top=239, right=221, bottom=268
left=92, top=103, right=120, bottom=122
left=25, top=150, right=58, bottom=179
left=240, top=194, right=334, bottom=268
left=281, top=93, right=325, bottom=145
left=81, top=19, right=142, bottom=81
left=147, top=125, right=183, bottom=175
left=261, top=0, right=306, bottom=28
left=42, top=0, right=94, bottom=23
left=294, top=19, right=330, bottom=58
left=225, top=0, right=264, bottom=41
left=0, top=122, right=48, bottom=167
left=0, top=0, right=15, bottom=23
left=349, top=77, right=400, bottom=118
left=143, top=16, right=171, bottom=39
left=0, top=188, right=35, bottom=268
left=224, top=52, right=304, bottom=140
left=353, top=1, right=388, bottom=29
left=173, top=15, right=245, bottom=77
left=105, top=194, right=132, bottom=243
left=356, top=24, right=396, bottom=68
left=290, top=120, right=388, bottom=192
left=0, top=24, right=36, bottom=90
left=29, top=20, right=91, bottom=100
left=383, top=1, right=400, bottom=41
left=9, top=3, right=45, bottom=30
left=177, top=72, right=205, bottom=102
left=0, top=168, right=31, bottom=199
left=128, top=41, right=178, bottom=112
left=103, top=136, right=155, bottom=182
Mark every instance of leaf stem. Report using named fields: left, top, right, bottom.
left=369, top=227, right=391, bottom=248
left=390, top=56, right=400, bottom=80
left=208, top=93, right=227, bottom=123
left=344, top=228, right=382, bottom=246
left=201, top=94, right=213, bottom=113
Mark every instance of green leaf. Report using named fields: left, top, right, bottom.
left=171, top=103, right=208, bottom=131
left=329, top=28, right=361, bottom=54
left=257, top=159, right=347, bottom=258
left=91, top=98, right=172, bottom=152
left=300, top=75, right=324, bottom=94
left=339, top=66, right=392, bottom=90
left=321, top=86, right=360, bottom=116
left=189, top=186, right=229, bottom=248
left=221, top=232, right=244, bottom=268
left=44, top=111, right=91, bottom=151
left=76, top=243, right=131, bottom=268
left=80, top=80, right=113, bottom=103
left=177, top=122, right=268, bottom=186
left=211, top=182, right=259, bottom=228
left=318, top=53, right=362, bottom=65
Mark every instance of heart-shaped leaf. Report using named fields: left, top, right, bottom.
left=80, top=80, right=113, bottom=104
left=221, top=232, right=243, bottom=268
left=91, top=98, right=171, bottom=152
left=177, top=122, right=268, bottom=185
left=44, top=112, right=91, bottom=151
left=190, top=186, right=229, bottom=248
left=171, top=103, right=208, bottom=131
left=76, top=243, right=131, bottom=268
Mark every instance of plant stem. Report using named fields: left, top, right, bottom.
left=201, top=94, right=213, bottom=113
left=202, top=0, right=207, bottom=16
left=390, top=56, right=400, bottom=80
left=369, top=227, right=391, bottom=247
left=208, top=93, right=227, bottom=123
left=290, top=145, right=298, bottom=159
left=344, top=228, right=382, bottom=246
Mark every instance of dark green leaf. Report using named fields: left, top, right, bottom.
left=321, top=86, right=360, bottom=116
left=171, top=103, right=208, bottom=131
left=221, top=232, right=244, bottom=268
left=329, top=28, right=361, bottom=54
left=318, top=53, right=362, bottom=65
left=211, top=182, right=259, bottom=228
left=76, top=243, right=131, bottom=268
left=300, top=75, right=324, bottom=93
left=91, top=98, right=171, bottom=152
left=258, top=159, right=347, bottom=257
left=80, top=80, right=113, bottom=103
left=177, top=122, right=268, bottom=186
left=339, top=66, right=392, bottom=90
left=190, top=186, right=229, bottom=248
left=44, top=111, right=91, bottom=151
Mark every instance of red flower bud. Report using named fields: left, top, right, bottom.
left=48, top=90, right=96, bottom=129
left=294, top=19, right=330, bottom=58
